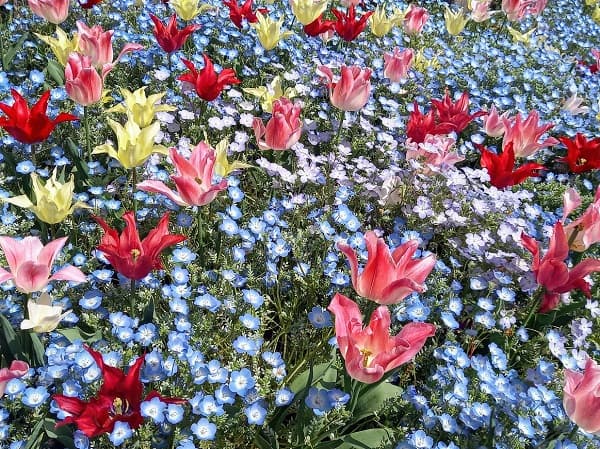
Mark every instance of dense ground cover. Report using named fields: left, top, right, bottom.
left=1, top=0, right=600, bottom=448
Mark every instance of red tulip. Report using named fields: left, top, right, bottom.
left=406, top=102, right=454, bottom=144
left=54, top=346, right=184, bottom=437
left=253, top=97, right=302, bottom=151
left=78, top=0, right=102, bottom=9
left=337, top=231, right=436, bottom=305
left=222, top=0, right=267, bottom=29
left=478, top=142, right=545, bottom=189
left=319, top=65, right=372, bottom=112
left=331, top=5, right=373, bottom=42
left=521, top=222, right=600, bottom=312
left=328, top=293, right=436, bottom=383
left=149, top=13, right=200, bottom=54
left=178, top=54, right=241, bottom=101
left=557, top=133, right=600, bottom=174
left=94, top=211, right=186, bottom=280
left=304, top=14, right=336, bottom=37
left=430, top=91, right=486, bottom=134
left=0, top=89, right=77, bottom=144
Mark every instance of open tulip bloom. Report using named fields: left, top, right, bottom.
left=21, top=292, right=71, bottom=333
left=0, top=360, right=29, bottom=397
left=337, top=231, right=436, bottom=305
left=563, top=357, right=600, bottom=435
left=328, top=293, right=436, bottom=383
left=0, top=236, right=87, bottom=294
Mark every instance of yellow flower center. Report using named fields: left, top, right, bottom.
left=360, top=348, right=373, bottom=367
left=131, top=248, right=141, bottom=261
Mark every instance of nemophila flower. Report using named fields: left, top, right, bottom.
left=140, top=396, right=166, bottom=423
left=501, top=110, right=559, bottom=158
left=35, top=27, right=79, bottom=66
left=232, top=335, right=262, bottom=355
left=242, top=289, right=264, bottom=309
left=107, top=87, right=176, bottom=128
left=108, top=421, right=132, bottom=446
left=191, top=417, right=216, bottom=441
left=403, top=4, right=428, bottom=35
left=178, top=54, right=240, bottom=101
left=138, top=143, right=228, bottom=207
left=149, top=14, right=200, bottom=54
left=275, top=388, right=294, bottom=406
left=22, top=386, right=50, bottom=407
left=222, top=0, right=267, bottom=28
left=305, top=387, right=333, bottom=413
left=170, top=0, right=212, bottom=21
left=328, top=293, right=436, bottom=383
left=337, top=231, right=436, bottom=305
left=54, top=346, right=184, bottom=437
left=331, top=5, right=373, bottom=42
left=0, top=361, right=29, bottom=397
left=557, top=133, right=600, bottom=173
left=431, top=91, right=486, bottom=134
left=229, top=368, right=255, bottom=397
left=251, top=12, right=293, bottom=51
left=165, top=403, right=184, bottom=424
left=21, top=292, right=71, bottom=333
left=0, top=89, right=77, bottom=144
left=27, top=0, right=69, bottom=24
left=563, top=357, right=600, bottom=434
left=245, top=402, right=267, bottom=425
left=319, top=65, right=371, bottom=112
left=0, top=236, right=86, bottom=293
left=478, top=142, right=545, bottom=189
left=521, top=222, right=600, bottom=312
left=383, top=47, right=413, bottom=83
left=95, top=211, right=186, bottom=280
left=562, top=187, right=600, bottom=252
left=253, top=97, right=302, bottom=151
left=308, top=306, right=332, bottom=328
left=4, top=169, right=90, bottom=224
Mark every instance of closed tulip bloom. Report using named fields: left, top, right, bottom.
left=107, top=87, right=176, bottom=128
left=0, top=361, right=29, bottom=397
left=253, top=98, right=302, bottom=151
left=64, top=52, right=106, bottom=106
left=564, top=357, right=600, bottom=435
left=328, top=293, right=436, bottom=383
left=76, top=21, right=113, bottom=67
left=319, top=65, right=372, bottom=112
left=470, top=0, right=494, bottom=22
left=403, top=4, right=428, bottom=35
left=21, top=293, right=71, bottom=333
left=3, top=169, right=90, bottom=224
left=149, top=13, right=201, bottom=54
left=290, top=0, right=328, bottom=25
left=92, top=119, right=168, bottom=169
left=482, top=105, right=510, bottom=137
left=35, top=27, right=79, bottom=66
left=251, top=12, right=293, bottom=51
left=137, top=143, right=228, bottom=207
left=563, top=187, right=600, bottom=252
left=337, top=231, right=436, bottom=305
left=28, top=0, right=69, bottom=24
left=383, top=47, right=413, bottom=83
left=178, top=54, right=240, bottom=102
left=95, top=212, right=186, bottom=280
left=0, top=236, right=87, bottom=294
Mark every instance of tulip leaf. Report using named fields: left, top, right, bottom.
left=336, top=428, right=394, bottom=449
left=24, top=418, right=45, bottom=449
left=140, top=297, right=156, bottom=325
left=352, top=382, right=403, bottom=420
left=64, top=138, right=90, bottom=186
left=2, top=32, right=28, bottom=71
left=28, top=332, right=46, bottom=367
left=58, top=325, right=102, bottom=344
left=44, top=418, right=76, bottom=449
left=0, top=313, right=20, bottom=363
left=289, top=362, right=337, bottom=393
left=46, top=59, right=65, bottom=85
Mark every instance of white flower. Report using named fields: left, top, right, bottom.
left=20, top=293, right=71, bottom=333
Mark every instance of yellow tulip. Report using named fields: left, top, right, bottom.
left=93, top=119, right=168, bottom=169
left=507, top=26, right=535, bottom=45
left=585, top=0, right=599, bottom=6
left=290, top=0, right=328, bottom=26
left=35, top=27, right=79, bottom=66
left=593, top=5, right=600, bottom=24
left=444, top=7, right=469, bottom=36
left=170, top=0, right=212, bottom=21
left=214, top=138, right=252, bottom=177
left=251, top=12, right=293, bottom=51
left=413, top=49, right=440, bottom=72
left=243, top=76, right=297, bottom=113
left=369, top=5, right=397, bottom=37
left=3, top=169, right=89, bottom=224
left=106, top=87, right=176, bottom=128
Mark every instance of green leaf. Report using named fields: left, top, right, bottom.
left=337, top=428, right=394, bottom=449
left=24, top=418, right=45, bottom=449
left=45, top=418, right=76, bottom=449
left=140, top=297, right=156, bottom=325
left=2, top=32, right=28, bottom=71
left=289, top=362, right=337, bottom=393
left=28, top=332, right=46, bottom=367
left=58, top=325, right=102, bottom=344
left=0, top=313, right=20, bottom=363
left=64, top=138, right=90, bottom=186
left=254, top=430, right=279, bottom=449
left=353, top=382, right=403, bottom=420
left=46, top=59, right=65, bottom=85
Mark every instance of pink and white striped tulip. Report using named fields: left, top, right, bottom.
left=319, top=65, right=372, bottom=112
left=564, top=357, right=600, bottom=435
left=253, top=98, right=302, bottom=151
left=28, top=0, right=69, bottom=24
left=383, top=47, right=414, bottom=83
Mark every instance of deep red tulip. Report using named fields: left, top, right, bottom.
left=178, top=54, right=241, bottom=102
left=94, top=211, right=186, bottom=280
left=557, top=133, right=600, bottom=174
left=0, top=89, right=78, bottom=144
left=54, top=346, right=184, bottom=437
left=430, top=91, right=486, bottom=134
left=406, top=102, right=454, bottom=144
left=304, top=14, right=336, bottom=37
left=222, top=0, right=267, bottom=29
left=331, top=5, right=373, bottom=42
left=478, top=142, right=545, bottom=189
left=78, top=0, right=102, bottom=9
left=150, top=13, right=200, bottom=54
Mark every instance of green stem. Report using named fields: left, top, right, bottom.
left=333, top=109, right=345, bottom=148
left=131, top=167, right=138, bottom=214
left=167, top=54, right=174, bottom=91
left=130, top=278, right=136, bottom=316
left=83, top=106, right=92, bottom=162
left=196, top=206, right=204, bottom=249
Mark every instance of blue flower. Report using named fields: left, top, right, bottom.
left=199, top=395, right=225, bottom=417
left=305, top=387, right=332, bottom=413
left=141, top=396, right=167, bottom=423
left=136, top=323, right=158, bottom=346
left=80, top=290, right=102, bottom=310
left=172, top=247, right=197, bottom=263
left=239, top=313, right=260, bottom=330
left=408, top=430, right=433, bottom=449
left=215, top=385, right=236, bottom=405
left=229, top=368, right=256, bottom=397
left=242, top=289, right=264, bottom=309
left=109, top=421, right=133, bottom=446
left=191, top=418, right=217, bottom=441
left=73, top=431, right=89, bottom=449
left=165, top=404, right=185, bottom=424
left=275, top=388, right=294, bottom=406
left=245, top=402, right=267, bottom=425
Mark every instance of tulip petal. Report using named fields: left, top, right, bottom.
left=50, top=265, right=87, bottom=284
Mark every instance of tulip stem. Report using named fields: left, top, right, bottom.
left=131, top=168, right=138, bottom=214
left=83, top=106, right=91, bottom=162
left=167, top=54, right=174, bottom=90
left=130, top=279, right=136, bottom=316
left=196, top=206, right=204, bottom=249
left=333, top=109, right=345, bottom=148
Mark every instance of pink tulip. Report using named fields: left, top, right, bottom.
left=137, top=143, right=228, bottom=207
left=0, top=236, right=86, bottom=294
left=406, top=134, right=464, bottom=174
left=501, top=110, right=559, bottom=158
left=328, top=293, right=436, bottom=383
left=28, top=0, right=69, bottom=24
left=563, top=187, right=600, bottom=252
left=65, top=53, right=107, bottom=106
left=502, top=0, right=546, bottom=21
left=564, top=357, right=600, bottom=435
left=0, top=360, right=29, bottom=397
left=403, top=5, right=429, bottom=35
left=337, top=231, right=436, bottom=305
left=482, top=105, right=510, bottom=138
left=521, top=222, right=600, bottom=312
left=76, top=21, right=143, bottom=68
left=253, top=98, right=302, bottom=151
left=319, top=65, right=372, bottom=112
left=383, top=47, right=414, bottom=83
left=470, top=0, right=493, bottom=22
